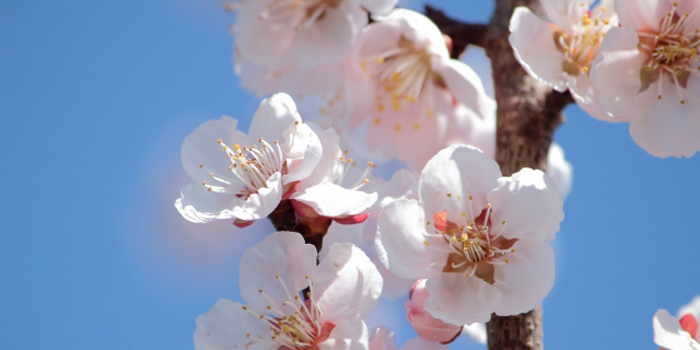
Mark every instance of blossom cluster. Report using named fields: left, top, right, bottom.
left=169, top=0, right=696, bottom=349
left=510, top=0, right=700, bottom=158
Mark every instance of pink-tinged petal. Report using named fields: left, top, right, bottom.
left=680, top=315, right=698, bottom=341
left=678, top=296, right=700, bottom=323
left=546, top=143, right=573, bottom=200
left=233, top=0, right=299, bottom=70
left=568, top=73, right=629, bottom=122
left=615, top=0, right=669, bottom=31
left=282, top=181, right=301, bottom=200
left=229, top=172, right=284, bottom=222
left=419, top=145, right=501, bottom=224
left=194, top=299, right=275, bottom=350
left=334, top=214, right=370, bottom=225
left=180, top=116, right=252, bottom=185
left=368, top=326, right=399, bottom=350
left=248, top=93, right=302, bottom=152
left=462, top=323, right=487, bottom=345
left=492, top=241, right=555, bottom=316
left=315, top=243, right=382, bottom=323
left=509, top=7, right=568, bottom=92
left=654, top=309, right=700, bottom=350
left=433, top=58, right=496, bottom=118
left=629, top=77, right=700, bottom=158
left=401, top=338, right=449, bottom=350
left=233, top=219, right=254, bottom=228
left=291, top=2, right=366, bottom=69
left=295, top=182, right=378, bottom=218
left=445, top=102, right=497, bottom=160
left=487, top=168, right=564, bottom=242
left=376, top=199, right=448, bottom=279
left=283, top=122, right=324, bottom=183
left=239, top=231, right=317, bottom=314
left=174, top=184, right=245, bottom=224
left=540, top=0, right=592, bottom=29
left=359, top=0, right=397, bottom=15
left=591, top=27, right=647, bottom=116
left=424, top=274, right=502, bottom=325
left=319, top=319, right=369, bottom=350
left=406, top=279, right=463, bottom=343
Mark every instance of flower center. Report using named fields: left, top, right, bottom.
left=555, top=8, right=613, bottom=75
left=424, top=195, right=515, bottom=284
left=337, top=152, right=375, bottom=190
left=200, top=138, right=284, bottom=198
left=360, top=37, right=438, bottom=123
left=244, top=275, right=333, bottom=350
left=637, top=3, right=700, bottom=104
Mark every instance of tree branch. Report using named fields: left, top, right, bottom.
left=424, top=5, right=488, bottom=59
left=267, top=199, right=329, bottom=254
left=428, top=1, right=573, bottom=349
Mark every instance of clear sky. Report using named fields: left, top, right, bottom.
left=1, top=0, right=698, bottom=349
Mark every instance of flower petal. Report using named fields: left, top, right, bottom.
left=368, top=326, right=399, bottom=350
left=239, top=231, right=317, bottom=314
left=376, top=199, right=448, bottom=279
left=540, top=0, right=591, bottom=29
left=653, top=309, right=700, bottom=350
left=508, top=7, right=568, bottom=92
left=230, top=172, right=284, bottom=222
left=487, top=168, right=564, bottom=242
left=401, top=338, right=449, bottom=350
left=424, top=273, right=502, bottom=325
left=175, top=183, right=245, bottom=224
left=295, top=182, right=378, bottom=218
left=433, top=58, right=497, bottom=119
left=591, top=27, right=646, bottom=116
left=546, top=143, right=573, bottom=200
left=319, top=319, right=369, bottom=350
left=248, top=93, right=302, bottom=151
left=315, top=243, right=383, bottom=323
left=492, top=241, right=555, bottom=316
left=419, top=145, right=501, bottom=224
left=194, top=299, right=275, bottom=350
left=615, top=0, right=668, bottom=31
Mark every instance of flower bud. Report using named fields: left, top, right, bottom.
left=406, top=279, right=462, bottom=343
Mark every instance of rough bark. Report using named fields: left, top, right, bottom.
left=428, top=1, right=573, bottom=349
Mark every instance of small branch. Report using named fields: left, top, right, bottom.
left=424, top=5, right=488, bottom=59
left=268, top=199, right=329, bottom=255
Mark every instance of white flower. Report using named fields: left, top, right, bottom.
left=344, top=9, right=496, bottom=171
left=375, top=145, right=564, bottom=324
left=319, top=169, right=418, bottom=299
left=292, top=127, right=378, bottom=224
left=592, top=0, right=700, bottom=158
left=509, top=0, right=619, bottom=119
left=175, top=93, right=322, bottom=226
left=654, top=296, right=700, bottom=350
left=230, top=0, right=397, bottom=95
left=195, top=231, right=383, bottom=350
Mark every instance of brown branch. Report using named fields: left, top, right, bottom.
left=424, top=5, right=488, bottom=59
left=428, top=1, right=573, bottom=349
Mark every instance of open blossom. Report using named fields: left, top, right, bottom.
left=195, top=231, right=383, bottom=350
left=230, top=0, right=397, bottom=96
left=175, top=93, right=322, bottom=226
left=344, top=9, right=496, bottom=171
left=291, top=127, right=378, bottom=225
left=654, top=296, right=700, bottom=350
left=405, top=279, right=462, bottom=344
left=592, top=0, right=700, bottom=158
left=319, top=169, right=418, bottom=299
left=509, top=0, right=618, bottom=119
left=375, top=145, right=564, bottom=325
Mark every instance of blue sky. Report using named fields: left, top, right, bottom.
left=1, top=0, right=698, bottom=349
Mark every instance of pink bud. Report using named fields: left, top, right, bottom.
left=680, top=314, right=698, bottom=340
left=406, top=279, right=462, bottom=344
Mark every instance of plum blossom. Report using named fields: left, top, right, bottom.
left=344, top=9, right=496, bottom=171
left=592, top=0, right=700, bottom=158
left=195, top=231, right=383, bottom=350
left=509, top=0, right=619, bottom=119
left=375, top=145, right=564, bottom=325
left=175, top=93, right=322, bottom=227
left=291, top=127, right=378, bottom=225
left=229, top=0, right=397, bottom=96
left=319, top=169, right=418, bottom=299
left=654, top=296, right=700, bottom=350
